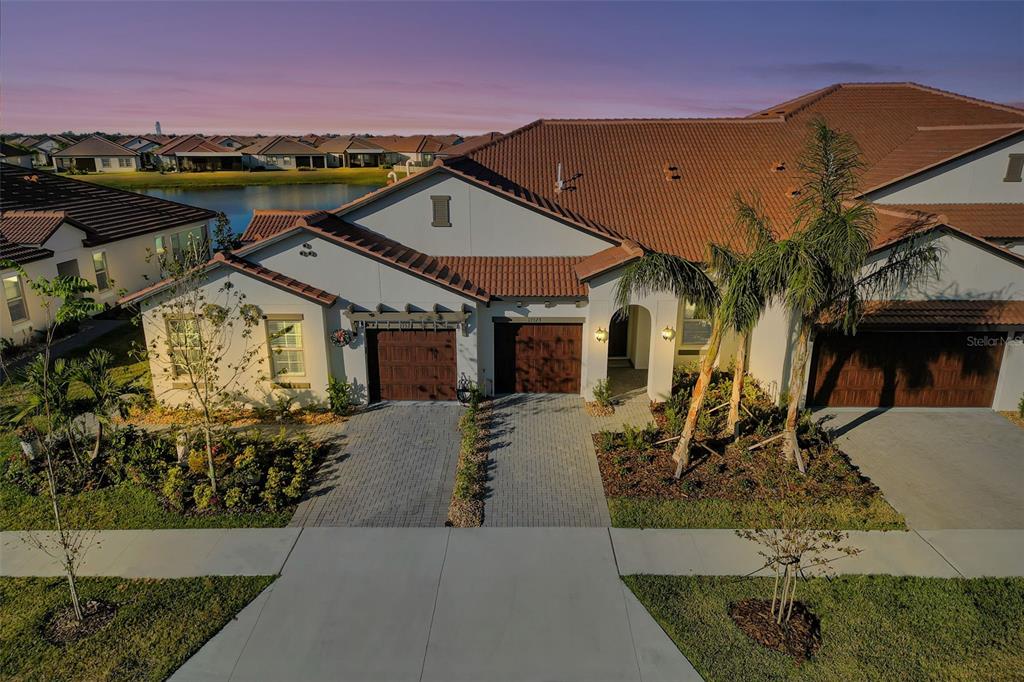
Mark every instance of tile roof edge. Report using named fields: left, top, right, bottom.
left=870, top=210, right=1024, bottom=267
left=857, top=127, right=1024, bottom=198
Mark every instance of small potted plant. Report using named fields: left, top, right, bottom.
left=455, top=374, right=475, bottom=405
left=329, top=328, right=356, bottom=347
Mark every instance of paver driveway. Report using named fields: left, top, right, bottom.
left=290, top=401, right=462, bottom=527
left=819, top=408, right=1024, bottom=529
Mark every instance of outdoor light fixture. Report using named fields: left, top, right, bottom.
left=661, top=326, right=676, bottom=341
left=595, top=327, right=609, bottom=343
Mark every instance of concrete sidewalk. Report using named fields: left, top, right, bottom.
left=4, top=527, right=1022, bottom=579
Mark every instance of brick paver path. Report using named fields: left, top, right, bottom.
left=483, top=393, right=656, bottom=527
left=290, top=401, right=462, bottom=527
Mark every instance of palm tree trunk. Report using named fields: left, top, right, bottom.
left=726, top=331, right=748, bottom=439
left=90, top=421, right=103, bottom=462
left=782, top=323, right=810, bottom=473
left=673, top=317, right=725, bottom=478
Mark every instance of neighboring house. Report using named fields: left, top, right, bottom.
left=123, top=83, right=1024, bottom=413
left=0, top=142, right=35, bottom=168
left=209, top=135, right=248, bottom=150
left=317, top=136, right=389, bottom=168
left=371, top=135, right=460, bottom=166
left=13, top=135, right=72, bottom=167
left=240, top=136, right=327, bottom=169
left=436, top=132, right=504, bottom=159
left=153, top=135, right=243, bottom=171
left=117, top=135, right=172, bottom=168
left=1, top=163, right=215, bottom=346
left=53, top=136, right=139, bottom=173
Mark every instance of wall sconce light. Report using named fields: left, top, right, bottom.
left=661, top=326, right=676, bottom=341
left=594, top=327, right=609, bottom=343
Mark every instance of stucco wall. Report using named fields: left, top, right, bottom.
left=142, top=267, right=330, bottom=408
left=345, top=172, right=611, bottom=257
left=868, top=136, right=1024, bottom=204
left=992, top=333, right=1024, bottom=411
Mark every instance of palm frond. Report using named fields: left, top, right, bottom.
left=613, top=252, right=719, bottom=317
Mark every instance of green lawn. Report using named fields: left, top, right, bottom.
left=69, top=167, right=390, bottom=190
left=0, top=576, right=274, bottom=681
left=609, top=496, right=906, bottom=530
left=625, top=574, right=1024, bottom=681
left=0, top=481, right=292, bottom=530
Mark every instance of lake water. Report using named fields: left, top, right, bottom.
left=140, top=183, right=383, bottom=236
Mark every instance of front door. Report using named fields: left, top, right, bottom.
left=608, top=313, right=629, bottom=358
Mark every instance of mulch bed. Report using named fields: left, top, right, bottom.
left=593, top=430, right=882, bottom=504
left=1000, top=412, right=1024, bottom=429
left=728, top=598, right=821, bottom=662
left=446, top=403, right=491, bottom=528
left=45, top=599, right=117, bottom=645
left=585, top=401, right=615, bottom=417
left=122, top=404, right=346, bottom=428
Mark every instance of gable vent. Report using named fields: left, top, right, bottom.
left=431, top=195, right=452, bottom=227
left=663, top=163, right=682, bottom=181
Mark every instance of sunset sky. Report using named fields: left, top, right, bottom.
left=2, top=1, right=1021, bottom=136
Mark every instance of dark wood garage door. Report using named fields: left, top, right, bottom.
left=495, top=323, right=582, bottom=394
left=808, top=331, right=1005, bottom=407
left=367, top=330, right=457, bottom=402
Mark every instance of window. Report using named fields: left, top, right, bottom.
left=166, top=317, right=202, bottom=377
left=118, top=157, right=132, bottom=168
left=1005, top=154, right=1024, bottom=182
left=92, top=251, right=110, bottom=291
left=267, top=319, right=305, bottom=377
left=155, top=226, right=208, bottom=264
left=681, top=301, right=712, bottom=346
left=3, top=274, right=28, bottom=323
left=101, top=158, right=111, bottom=168
left=431, top=195, right=451, bottom=227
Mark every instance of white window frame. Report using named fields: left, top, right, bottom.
left=3, top=274, right=29, bottom=324
left=266, top=317, right=306, bottom=378
left=101, top=157, right=111, bottom=168
left=92, top=250, right=110, bottom=291
left=681, top=300, right=713, bottom=347
left=165, top=316, right=203, bottom=378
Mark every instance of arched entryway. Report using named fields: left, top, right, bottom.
left=606, top=305, right=653, bottom=396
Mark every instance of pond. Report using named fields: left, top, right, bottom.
left=139, top=183, right=383, bottom=236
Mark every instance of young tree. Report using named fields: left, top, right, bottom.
left=210, top=212, right=240, bottom=253
left=0, top=261, right=101, bottom=622
left=142, top=247, right=264, bottom=495
left=757, top=118, right=940, bottom=469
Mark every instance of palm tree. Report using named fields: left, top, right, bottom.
left=757, top=118, right=940, bottom=470
left=614, top=253, right=718, bottom=476
left=712, top=196, right=778, bottom=439
left=73, top=349, right=122, bottom=461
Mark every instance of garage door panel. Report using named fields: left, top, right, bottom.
left=495, top=323, right=582, bottom=394
left=808, top=331, right=1004, bottom=408
left=369, top=330, right=457, bottom=402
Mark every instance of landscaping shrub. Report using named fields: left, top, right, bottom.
left=327, top=376, right=359, bottom=416
left=448, top=400, right=489, bottom=527
left=593, top=379, right=614, bottom=408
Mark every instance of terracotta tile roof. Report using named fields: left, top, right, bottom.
left=878, top=203, right=1024, bottom=240
left=574, top=241, right=645, bottom=281
left=239, top=136, right=324, bottom=156
left=437, top=132, right=504, bottom=158
left=0, top=210, right=69, bottom=245
left=857, top=125, right=1024, bottom=196
left=370, top=135, right=448, bottom=154
left=856, top=299, right=1024, bottom=327
left=119, top=252, right=338, bottom=307
left=454, top=83, right=1024, bottom=260
left=53, top=135, right=137, bottom=157
left=240, top=210, right=328, bottom=242
left=435, top=256, right=588, bottom=297
left=1, top=162, right=216, bottom=245
left=315, top=136, right=356, bottom=153
left=154, top=135, right=235, bottom=156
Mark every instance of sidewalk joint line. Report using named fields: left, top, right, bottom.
left=912, top=529, right=965, bottom=578
left=278, top=527, right=304, bottom=576
left=418, top=528, right=451, bottom=682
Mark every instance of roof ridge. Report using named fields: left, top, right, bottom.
left=530, top=117, right=784, bottom=125
left=916, top=123, right=1024, bottom=131
left=747, top=83, right=843, bottom=119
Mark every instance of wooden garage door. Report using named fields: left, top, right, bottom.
left=808, top=331, right=1005, bottom=407
left=367, top=330, right=457, bottom=402
left=495, top=323, right=582, bottom=394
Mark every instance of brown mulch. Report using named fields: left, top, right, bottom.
left=593, top=430, right=882, bottom=504
left=45, top=599, right=117, bottom=645
left=122, top=404, right=345, bottom=428
left=728, top=598, right=821, bottom=662
left=999, top=411, right=1024, bottom=429
left=446, top=403, right=491, bottom=528
left=447, top=498, right=484, bottom=527
left=585, top=401, right=615, bottom=417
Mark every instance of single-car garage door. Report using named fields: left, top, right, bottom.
left=495, top=323, right=582, bottom=394
left=807, top=331, right=1005, bottom=407
left=367, top=329, right=457, bottom=401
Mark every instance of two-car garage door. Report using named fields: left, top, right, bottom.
left=366, top=323, right=584, bottom=402
left=807, top=331, right=1005, bottom=407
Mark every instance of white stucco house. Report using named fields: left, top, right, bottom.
left=240, top=136, right=327, bottom=170
left=123, top=83, right=1024, bottom=413
left=1, top=163, right=215, bottom=347
left=53, top=136, right=140, bottom=173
